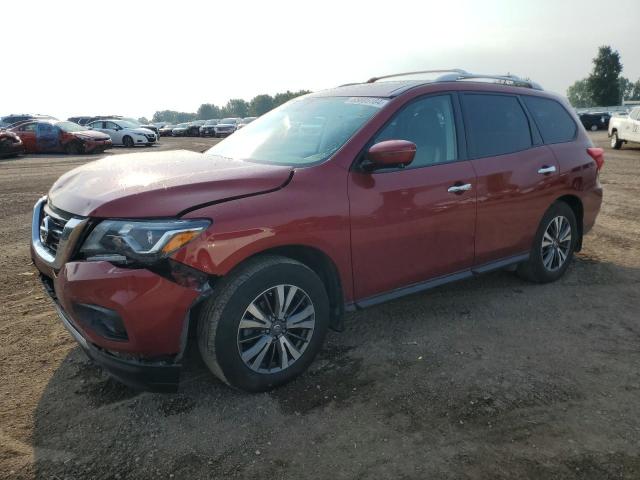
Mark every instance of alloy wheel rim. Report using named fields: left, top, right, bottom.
left=541, top=215, right=572, bottom=272
left=237, top=284, right=315, bottom=374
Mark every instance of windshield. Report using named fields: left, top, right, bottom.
left=57, top=121, right=86, bottom=133
left=219, top=118, right=237, bottom=124
left=176, top=123, right=188, bottom=128
left=123, top=117, right=142, bottom=125
left=206, top=96, right=386, bottom=166
left=205, top=120, right=218, bottom=125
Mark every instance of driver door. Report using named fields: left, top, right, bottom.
left=349, top=94, right=477, bottom=302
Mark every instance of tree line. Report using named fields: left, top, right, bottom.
left=567, top=46, right=640, bottom=108
left=150, top=89, right=311, bottom=124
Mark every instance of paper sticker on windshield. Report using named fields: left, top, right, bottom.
left=345, top=97, right=388, bottom=108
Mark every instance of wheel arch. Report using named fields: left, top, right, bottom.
left=233, top=245, right=346, bottom=331
left=555, top=194, right=584, bottom=251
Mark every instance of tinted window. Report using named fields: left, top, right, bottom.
left=20, top=123, right=36, bottom=132
left=373, top=95, right=457, bottom=168
left=88, top=121, right=102, bottom=129
left=105, top=122, right=119, bottom=130
left=523, top=96, right=576, bottom=143
left=462, top=94, right=531, bottom=157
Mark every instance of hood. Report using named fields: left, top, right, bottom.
left=73, top=130, right=111, bottom=141
left=130, top=127, right=155, bottom=135
left=48, top=150, right=293, bottom=218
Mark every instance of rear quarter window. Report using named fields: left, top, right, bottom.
left=461, top=94, right=532, bottom=158
left=522, top=96, right=576, bottom=144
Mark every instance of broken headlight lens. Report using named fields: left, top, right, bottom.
left=80, top=219, right=210, bottom=264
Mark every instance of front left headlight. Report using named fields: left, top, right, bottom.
left=80, top=219, right=210, bottom=264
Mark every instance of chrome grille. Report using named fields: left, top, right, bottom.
left=40, top=205, right=73, bottom=255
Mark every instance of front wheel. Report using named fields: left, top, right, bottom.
left=198, top=255, right=330, bottom=392
left=611, top=131, right=623, bottom=150
left=122, top=136, right=134, bottom=148
left=517, top=202, right=578, bottom=283
left=64, top=142, right=83, bottom=155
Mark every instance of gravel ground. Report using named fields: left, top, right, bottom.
left=1, top=133, right=639, bottom=479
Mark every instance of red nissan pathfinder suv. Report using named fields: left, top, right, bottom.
left=31, top=70, right=603, bottom=392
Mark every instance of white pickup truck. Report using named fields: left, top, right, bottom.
left=608, top=107, right=640, bottom=149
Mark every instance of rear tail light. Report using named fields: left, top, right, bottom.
left=587, top=147, right=605, bottom=171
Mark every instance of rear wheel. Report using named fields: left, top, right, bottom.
left=123, top=136, right=134, bottom=148
left=198, top=255, right=330, bottom=392
left=611, top=131, right=623, bottom=150
left=517, top=202, right=578, bottom=283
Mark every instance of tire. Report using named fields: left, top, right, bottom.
left=611, top=131, right=623, bottom=150
left=198, top=255, right=330, bottom=392
left=123, top=136, right=134, bottom=148
left=64, top=142, right=83, bottom=155
left=517, top=202, right=578, bottom=283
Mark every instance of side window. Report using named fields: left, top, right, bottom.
left=20, top=123, right=36, bottom=132
left=89, top=121, right=102, bottom=129
left=522, top=96, right=576, bottom=144
left=105, top=122, right=118, bottom=130
left=462, top=94, right=532, bottom=158
left=373, top=95, right=457, bottom=168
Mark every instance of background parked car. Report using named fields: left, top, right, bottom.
left=236, top=117, right=257, bottom=130
left=579, top=112, right=611, bottom=131
left=1, top=114, right=57, bottom=129
left=10, top=120, right=111, bottom=154
left=122, top=118, right=160, bottom=138
left=67, top=116, right=94, bottom=126
left=199, top=119, right=219, bottom=137
left=0, top=129, right=25, bottom=158
left=171, top=123, right=190, bottom=136
left=87, top=119, right=156, bottom=147
left=159, top=124, right=176, bottom=136
left=214, top=118, right=240, bottom=137
left=188, top=120, right=205, bottom=137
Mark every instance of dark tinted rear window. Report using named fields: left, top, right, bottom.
left=462, top=94, right=532, bottom=158
left=523, top=96, right=576, bottom=144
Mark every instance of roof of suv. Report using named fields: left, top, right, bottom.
left=312, top=69, right=544, bottom=99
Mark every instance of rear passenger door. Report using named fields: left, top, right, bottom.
left=460, top=93, right=560, bottom=266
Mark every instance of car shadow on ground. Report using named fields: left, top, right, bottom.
left=30, top=255, right=640, bottom=479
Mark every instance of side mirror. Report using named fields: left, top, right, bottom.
left=367, top=140, right=416, bottom=168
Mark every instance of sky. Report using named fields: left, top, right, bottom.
left=3, top=0, right=639, bottom=121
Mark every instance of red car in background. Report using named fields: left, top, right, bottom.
left=11, top=120, right=112, bottom=154
left=0, top=129, right=25, bottom=158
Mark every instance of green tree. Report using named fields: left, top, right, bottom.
left=624, top=79, right=640, bottom=101
left=223, top=99, right=249, bottom=117
left=567, top=79, right=593, bottom=108
left=249, top=94, right=274, bottom=116
left=151, top=110, right=196, bottom=123
left=587, top=45, right=622, bottom=106
left=197, top=103, right=221, bottom=120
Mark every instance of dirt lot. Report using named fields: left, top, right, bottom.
left=1, top=133, right=639, bottom=479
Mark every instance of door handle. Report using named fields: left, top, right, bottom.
left=447, top=183, right=472, bottom=194
left=537, top=165, right=557, bottom=174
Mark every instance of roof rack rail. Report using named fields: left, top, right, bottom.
left=365, top=69, right=542, bottom=90
left=435, top=72, right=543, bottom=90
left=366, top=69, right=469, bottom=83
